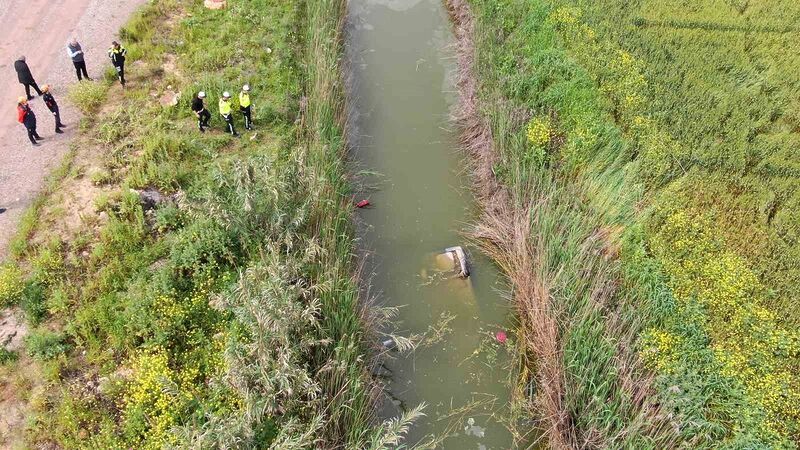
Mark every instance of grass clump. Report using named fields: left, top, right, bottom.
left=67, top=81, right=110, bottom=115
left=20, top=281, right=47, bottom=326
left=0, top=264, right=24, bottom=306
left=0, top=348, right=18, bottom=365
left=25, top=329, right=70, bottom=361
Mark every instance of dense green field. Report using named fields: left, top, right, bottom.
left=462, top=0, right=800, bottom=447
left=0, top=0, right=418, bottom=448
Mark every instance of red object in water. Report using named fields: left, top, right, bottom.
left=495, top=331, right=507, bottom=344
left=356, top=199, right=370, bottom=208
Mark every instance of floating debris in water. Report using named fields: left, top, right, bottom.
left=464, top=417, right=486, bottom=438
left=356, top=199, right=371, bottom=208
left=444, top=246, right=470, bottom=278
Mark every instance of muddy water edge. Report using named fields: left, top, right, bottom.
left=345, top=0, right=528, bottom=447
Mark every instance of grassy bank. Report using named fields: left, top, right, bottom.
left=452, top=0, right=800, bottom=447
left=0, top=0, right=414, bottom=448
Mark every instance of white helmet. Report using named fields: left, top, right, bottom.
left=198, top=91, right=206, bottom=98
left=242, top=84, right=250, bottom=92
left=222, top=91, right=231, bottom=98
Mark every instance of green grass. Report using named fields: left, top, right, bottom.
left=460, top=0, right=800, bottom=447
left=556, top=0, right=800, bottom=323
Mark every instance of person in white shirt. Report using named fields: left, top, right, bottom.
left=66, top=38, right=92, bottom=81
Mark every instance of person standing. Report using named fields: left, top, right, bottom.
left=192, top=91, right=211, bottom=132
left=14, top=56, right=42, bottom=100
left=219, top=91, right=237, bottom=136
left=17, top=97, right=42, bottom=146
left=239, top=84, right=253, bottom=131
left=41, top=85, right=65, bottom=134
left=66, top=39, right=92, bottom=81
left=108, top=41, right=127, bottom=86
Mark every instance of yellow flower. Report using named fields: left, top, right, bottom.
left=0, top=264, right=24, bottom=306
left=526, top=116, right=552, bottom=147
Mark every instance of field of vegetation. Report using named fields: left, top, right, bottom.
left=456, top=0, right=800, bottom=447
left=0, top=0, right=418, bottom=448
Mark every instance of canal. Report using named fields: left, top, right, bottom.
left=346, top=0, right=518, bottom=447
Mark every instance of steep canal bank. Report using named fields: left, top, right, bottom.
left=346, top=0, right=522, bottom=447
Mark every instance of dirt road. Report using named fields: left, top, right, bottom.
left=0, top=0, right=147, bottom=260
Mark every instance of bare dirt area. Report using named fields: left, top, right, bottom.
left=0, top=0, right=148, bottom=261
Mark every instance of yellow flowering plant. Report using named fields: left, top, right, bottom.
left=0, top=264, right=24, bottom=306
left=526, top=116, right=552, bottom=148
left=648, top=209, right=800, bottom=441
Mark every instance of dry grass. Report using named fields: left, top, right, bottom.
left=444, top=1, right=572, bottom=447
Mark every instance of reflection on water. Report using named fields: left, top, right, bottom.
left=346, top=0, right=522, bottom=447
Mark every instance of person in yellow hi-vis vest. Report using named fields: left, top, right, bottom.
left=219, top=91, right=237, bottom=136
left=239, top=84, right=253, bottom=131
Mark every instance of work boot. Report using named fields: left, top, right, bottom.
left=34, top=135, right=43, bottom=140
left=27, top=95, right=34, bottom=101
left=56, top=128, right=64, bottom=134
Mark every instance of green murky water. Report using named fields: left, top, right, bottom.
left=346, top=1, right=521, bottom=447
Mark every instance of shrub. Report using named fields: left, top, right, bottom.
left=25, top=329, right=70, bottom=360
left=89, top=169, right=113, bottom=186
left=153, top=204, right=184, bottom=234
left=0, top=348, right=18, bottom=365
left=20, top=281, right=48, bottom=326
left=30, top=242, right=65, bottom=286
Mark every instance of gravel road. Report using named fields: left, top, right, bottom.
left=0, top=0, right=148, bottom=260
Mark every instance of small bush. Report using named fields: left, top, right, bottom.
left=0, top=348, right=18, bottom=365
left=47, top=285, right=71, bottom=316
left=154, top=204, right=184, bottom=233
left=90, top=169, right=114, bottom=186
left=0, top=264, right=25, bottom=306
left=25, top=329, right=70, bottom=360
left=30, top=242, right=65, bottom=286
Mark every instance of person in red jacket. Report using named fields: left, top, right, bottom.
left=17, top=97, right=42, bottom=146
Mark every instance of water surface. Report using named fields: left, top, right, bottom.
left=346, top=0, right=518, bottom=447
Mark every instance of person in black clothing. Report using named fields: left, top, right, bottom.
left=108, top=41, right=127, bottom=86
left=14, top=56, right=42, bottom=100
left=17, top=97, right=43, bottom=146
left=42, top=85, right=65, bottom=134
left=192, top=91, right=211, bottom=132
